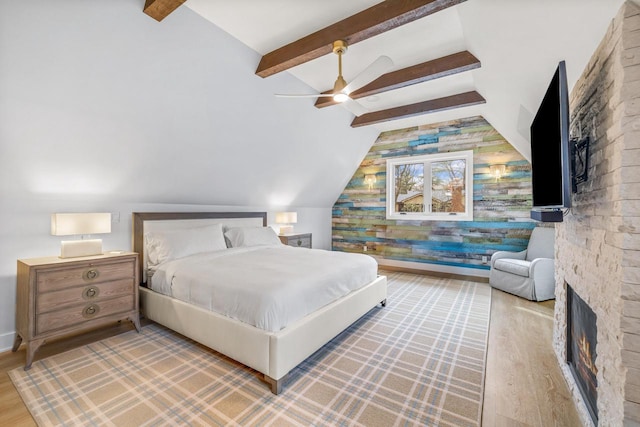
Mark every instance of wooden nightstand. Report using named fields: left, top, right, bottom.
left=279, top=233, right=312, bottom=248
left=13, top=251, right=140, bottom=369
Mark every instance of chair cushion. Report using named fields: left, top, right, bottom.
left=526, top=227, right=555, bottom=261
left=494, top=259, right=531, bottom=277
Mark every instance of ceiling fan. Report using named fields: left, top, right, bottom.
left=275, top=40, right=393, bottom=116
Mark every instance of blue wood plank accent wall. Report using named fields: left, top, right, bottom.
left=332, top=116, right=535, bottom=271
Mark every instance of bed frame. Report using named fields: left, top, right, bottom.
left=132, top=212, right=387, bottom=394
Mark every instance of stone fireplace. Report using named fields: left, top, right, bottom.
left=553, top=1, right=640, bottom=425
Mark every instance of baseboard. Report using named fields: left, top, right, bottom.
left=376, top=258, right=490, bottom=282
left=0, top=330, right=15, bottom=353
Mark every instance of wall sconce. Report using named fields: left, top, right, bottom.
left=275, top=211, right=297, bottom=235
left=51, top=213, right=111, bottom=258
left=364, top=174, right=377, bottom=190
left=489, top=164, right=507, bottom=181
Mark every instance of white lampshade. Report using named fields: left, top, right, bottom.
left=275, top=212, right=297, bottom=224
left=51, top=213, right=111, bottom=236
left=51, top=213, right=111, bottom=258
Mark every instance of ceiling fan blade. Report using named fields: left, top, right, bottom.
left=341, top=98, right=369, bottom=117
left=343, top=55, right=394, bottom=95
left=275, top=93, right=334, bottom=98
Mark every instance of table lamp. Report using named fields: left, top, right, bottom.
left=275, top=212, right=297, bottom=235
left=51, top=213, right=111, bottom=258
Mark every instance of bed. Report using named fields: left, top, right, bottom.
left=132, top=212, right=387, bottom=394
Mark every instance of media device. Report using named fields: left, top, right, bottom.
left=530, top=60, right=572, bottom=222
left=530, top=209, right=564, bottom=222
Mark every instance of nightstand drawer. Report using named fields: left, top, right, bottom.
left=278, top=233, right=312, bottom=248
left=287, top=236, right=311, bottom=248
left=36, top=259, right=135, bottom=293
left=36, top=278, right=134, bottom=314
left=36, top=294, right=135, bottom=335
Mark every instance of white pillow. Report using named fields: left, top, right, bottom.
left=146, top=223, right=227, bottom=266
left=224, top=226, right=281, bottom=248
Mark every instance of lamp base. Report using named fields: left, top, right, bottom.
left=279, top=225, right=294, bottom=235
left=60, top=239, right=103, bottom=258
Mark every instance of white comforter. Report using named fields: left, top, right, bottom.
left=150, top=245, right=378, bottom=332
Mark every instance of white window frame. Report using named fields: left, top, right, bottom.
left=386, top=150, right=474, bottom=221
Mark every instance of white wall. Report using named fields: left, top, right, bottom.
left=0, top=0, right=378, bottom=351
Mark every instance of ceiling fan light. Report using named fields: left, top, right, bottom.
left=333, top=93, right=349, bottom=103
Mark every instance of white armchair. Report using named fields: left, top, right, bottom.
left=489, top=227, right=555, bottom=301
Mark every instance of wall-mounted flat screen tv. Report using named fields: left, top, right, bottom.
left=530, top=60, right=572, bottom=213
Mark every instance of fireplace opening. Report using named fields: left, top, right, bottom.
left=566, top=284, right=598, bottom=424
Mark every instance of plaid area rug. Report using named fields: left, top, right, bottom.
left=9, top=271, right=491, bottom=426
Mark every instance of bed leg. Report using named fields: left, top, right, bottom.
left=264, top=375, right=282, bottom=395
left=381, top=299, right=387, bottom=307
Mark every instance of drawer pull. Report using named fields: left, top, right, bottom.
left=297, top=240, right=302, bottom=246
left=83, top=286, right=100, bottom=299
left=83, top=304, right=100, bottom=318
left=83, top=269, right=100, bottom=281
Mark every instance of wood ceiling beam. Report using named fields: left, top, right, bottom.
left=314, top=51, right=480, bottom=109
left=143, top=0, right=186, bottom=22
left=350, top=91, right=485, bottom=128
left=256, top=0, right=468, bottom=78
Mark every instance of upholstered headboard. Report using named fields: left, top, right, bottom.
left=132, top=212, right=267, bottom=285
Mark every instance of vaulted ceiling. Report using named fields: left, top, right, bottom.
left=145, top=0, right=625, bottom=160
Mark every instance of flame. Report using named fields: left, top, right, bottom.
left=578, top=334, right=597, bottom=376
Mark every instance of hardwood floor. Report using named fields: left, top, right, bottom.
left=482, top=287, right=582, bottom=426
left=0, top=279, right=581, bottom=426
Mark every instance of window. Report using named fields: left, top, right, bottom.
left=386, top=150, right=473, bottom=221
